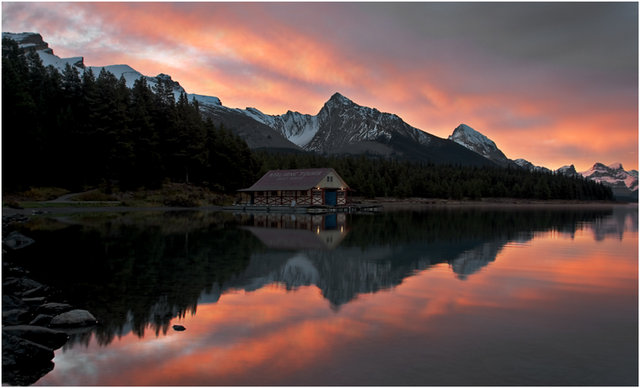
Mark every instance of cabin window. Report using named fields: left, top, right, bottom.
left=299, top=190, right=308, bottom=196
left=271, top=191, right=278, bottom=196
left=257, top=191, right=263, bottom=196
left=326, top=176, right=333, bottom=182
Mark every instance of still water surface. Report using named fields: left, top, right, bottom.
left=16, top=206, right=638, bottom=385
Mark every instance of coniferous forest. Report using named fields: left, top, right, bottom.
left=2, top=38, right=613, bottom=201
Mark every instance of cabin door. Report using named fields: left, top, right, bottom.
left=325, top=190, right=337, bottom=206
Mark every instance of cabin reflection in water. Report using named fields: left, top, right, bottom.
left=238, top=213, right=349, bottom=250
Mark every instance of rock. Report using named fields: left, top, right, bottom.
left=3, top=294, right=26, bottom=310
left=4, top=277, right=44, bottom=294
left=2, top=361, right=54, bottom=386
left=22, top=284, right=49, bottom=298
left=3, top=309, right=31, bottom=326
left=3, top=231, right=35, bottom=250
left=36, top=302, right=73, bottom=316
left=2, top=334, right=55, bottom=386
left=2, top=333, right=54, bottom=366
left=29, top=314, right=54, bottom=327
left=2, top=214, right=29, bottom=228
left=22, top=297, right=47, bottom=305
left=49, top=309, right=97, bottom=327
left=3, top=325, right=69, bottom=350
left=172, top=325, right=186, bottom=331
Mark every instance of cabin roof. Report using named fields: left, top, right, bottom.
left=239, top=168, right=347, bottom=191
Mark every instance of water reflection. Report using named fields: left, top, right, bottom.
left=10, top=205, right=638, bottom=385
left=240, top=213, right=349, bottom=250
left=15, top=206, right=632, bottom=345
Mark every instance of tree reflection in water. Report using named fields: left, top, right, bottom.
left=14, top=206, right=630, bottom=348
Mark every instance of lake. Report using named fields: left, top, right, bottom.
left=11, top=205, right=638, bottom=385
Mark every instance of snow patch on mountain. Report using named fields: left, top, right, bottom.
left=513, top=158, right=552, bottom=173
left=580, top=162, right=638, bottom=192
left=189, top=94, right=222, bottom=106
left=449, top=124, right=496, bottom=154
left=3, top=31, right=219, bottom=104
left=224, top=92, right=432, bottom=152
left=448, top=124, right=510, bottom=166
left=240, top=107, right=320, bottom=148
left=556, top=164, right=579, bottom=177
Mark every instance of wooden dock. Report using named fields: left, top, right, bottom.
left=223, top=203, right=382, bottom=214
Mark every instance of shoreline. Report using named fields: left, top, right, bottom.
left=361, top=197, right=636, bottom=211
left=1, top=197, right=634, bottom=216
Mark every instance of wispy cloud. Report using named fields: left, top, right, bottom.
left=2, top=2, right=637, bottom=170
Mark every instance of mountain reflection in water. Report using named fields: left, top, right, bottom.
left=11, top=206, right=638, bottom=385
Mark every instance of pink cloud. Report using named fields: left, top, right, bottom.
left=2, top=2, right=636, bottom=170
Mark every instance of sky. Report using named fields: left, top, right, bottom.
left=2, top=2, right=638, bottom=171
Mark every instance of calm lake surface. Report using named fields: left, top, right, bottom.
left=14, top=205, right=638, bottom=385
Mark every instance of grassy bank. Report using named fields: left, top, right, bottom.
left=3, top=183, right=236, bottom=209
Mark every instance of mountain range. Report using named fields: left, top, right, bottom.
left=4, top=32, right=637, bottom=200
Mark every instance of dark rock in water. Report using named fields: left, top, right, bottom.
left=3, top=294, right=26, bottom=310
left=172, top=325, right=186, bottom=331
left=3, top=231, right=35, bottom=250
left=4, top=277, right=44, bottom=294
left=22, top=297, right=47, bottom=306
left=22, top=284, right=49, bottom=298
left=3, top=308, right=31, bottom=326
left=29, top=314, right=54, bottom=327
left=2, top=361, right=54, bottom=386
left=49, top=309, right=97, bottom=327
left=2, top=333, right=55, bottom=366
left=36, top=302, right=73, bottom=316
left=2, top=334, right=55, bottom=386
left=3, top=325, right=69, bottom=350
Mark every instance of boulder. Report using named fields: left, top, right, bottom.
left=3, top=294, right=26, bottom=310
left=2, top=361, right=54, bottom=387
left=36, top=302, right=73, bottom=316
left=2, top=334, right=55, bottom=386
left=29, top=314, right=54, bottom=327
left=49, top=309, right=97, bottom=327
left=3, top=308, right=31, bottom=326
left=4, top=277, right=44, bottom=294
left=3, top=231, right=35, bottom=250
left=22, top=284, right=49, bottom=298
left=2, top=333, right=54, bottom=366
left=22, top=297, right=47, bottom=306
left=3, top=325, right=69, bottom=350
left=2, top=361, right=54, bottom=386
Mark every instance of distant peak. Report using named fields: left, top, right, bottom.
left=455, top=123, right=475, bottom=132
left=449, top=123, right=494, bottom=145
left=328, top=92, right=354, bottom=105
left=608, top=162, right=624, bottom=170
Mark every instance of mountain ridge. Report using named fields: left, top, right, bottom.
left=4, top=31, right=635, bottom=195
left=445, top=122, right=637, bottom=199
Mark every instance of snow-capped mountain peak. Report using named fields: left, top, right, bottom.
left=580, top=162, right=638, bottom=192
left=608, top=162, right=624, bottom=170
left=2, top=31, right=220, bottom=105
left=448, top=124, right=510, bottom=166
left=327, top=92, right=354, bottom=106
left=556, top=164, right=579, bottom=177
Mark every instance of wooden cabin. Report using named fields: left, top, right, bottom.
left=239, top=168, right=350, bottom=206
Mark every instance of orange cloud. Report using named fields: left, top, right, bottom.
left=2, top=2, right=636, bottom=170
